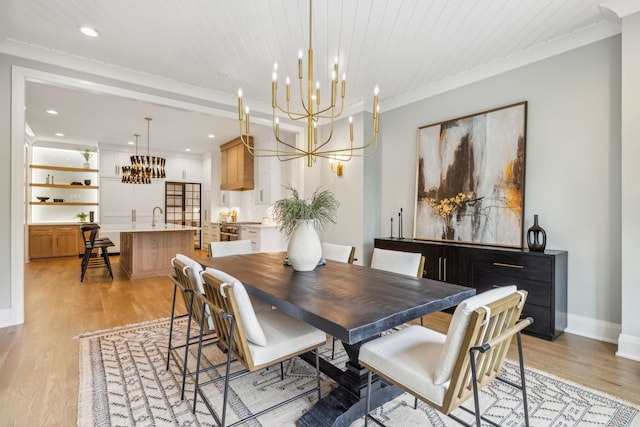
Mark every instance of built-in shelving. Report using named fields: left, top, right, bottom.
left=30, top=201, right=99, bottom=206
left=30, top=183, right=99, bottom=189
left=30, top=165, right=99, bottom=173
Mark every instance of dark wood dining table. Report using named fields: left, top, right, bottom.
left=199, top=252, right=475, bottom=427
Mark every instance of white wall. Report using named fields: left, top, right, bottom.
left=379, top=36, right=622, bottom=338
left=619, top=11, right=640, bottom=360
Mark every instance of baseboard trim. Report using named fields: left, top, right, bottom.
left=565, top=313, right=620, bottom=344
left=0, top=307, right=23, bottom=328
left=616, top=333, right=640, bottom=362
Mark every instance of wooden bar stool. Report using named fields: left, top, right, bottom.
left=80, top=224, right=115, bottom=282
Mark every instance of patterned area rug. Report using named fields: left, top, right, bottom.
left=77, top=318, right=640, bottom=426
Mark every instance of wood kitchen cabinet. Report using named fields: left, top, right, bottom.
left=220, top=137, right=254, bottom=190
left=374, top=238, right=567, bottom=340
left=29, top=224, right=81, bottom=259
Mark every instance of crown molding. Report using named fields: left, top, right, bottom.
left=600, top=0, right=640, bottom=19
left=381, top=20, right=621, bottom=112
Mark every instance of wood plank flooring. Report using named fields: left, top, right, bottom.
left=0, top=252, right=638, bottom=426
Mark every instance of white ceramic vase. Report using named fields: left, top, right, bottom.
left=287, top=219, right=322, bottom=271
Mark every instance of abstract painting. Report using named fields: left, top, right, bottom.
left=414, top=102, right=527, bottom=247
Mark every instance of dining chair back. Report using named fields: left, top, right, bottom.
left=194, top=267, right=327, bottom=425
left=171, top=255, right=213, bottom=332
left=80, top=223, right=115, bottom=282
left=359, top=286, right=533, bottom=426
left=209, top=239, right=253, bottom=257
left=322, top=242, right=356, bottom=263
left=371, top=247, right=425, bottom=278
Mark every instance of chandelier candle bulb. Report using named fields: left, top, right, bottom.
left=245, top=107, right=250, bottom=134
left=237, top=89, right=243, bottom=120
left=236, top=0, right=378, bottom=165
left=286, top=77, right=291, bottom=101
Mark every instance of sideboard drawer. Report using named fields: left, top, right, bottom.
left=473, top=275, right=550, bottom=307
left=473, top=251, right=551, bottom=283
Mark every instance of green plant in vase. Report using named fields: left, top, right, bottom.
left=77, top=147, right=96, bottom=167
left=76, top=212, right=89, bottom=223
left=272, top=184, right=339, bottom=238
left=272, top=184, right=339, bottom=271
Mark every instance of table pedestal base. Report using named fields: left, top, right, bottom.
left=297, top=339, right=403, bottom=427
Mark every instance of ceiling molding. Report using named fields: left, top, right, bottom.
left=382, top=20, right=621, bottom=112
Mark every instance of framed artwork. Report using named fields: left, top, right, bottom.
left=414, top=101, right=527, bottom=248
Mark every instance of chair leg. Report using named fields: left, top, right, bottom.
left=331, top=337, right=336, bottom=359
left=280, top=361, right=284, bottom=380
left=469, top=349, right=482, bottom=427
left=516, top=332, right=530, bottom=427
left=315, top=348, right=321, bottom=400
left=364, top=370, right=372, bottom=427
left=80, top=249, right=91, bottom=282
left=166, top=283, right=179, bottom=371
left=220, top=314, right=236, bottom=427
left=181, top=291, right=195, bottom=400
left=101, top=247, right=114, bottom=279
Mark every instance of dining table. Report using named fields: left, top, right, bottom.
left=199, top=251, right=475, bottom=427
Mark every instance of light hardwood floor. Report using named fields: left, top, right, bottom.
left=0, top=253, right=638, bottom=426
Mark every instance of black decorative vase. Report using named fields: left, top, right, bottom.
left=527, top=214, right=546, bottom=252
left=89, top=211, right=95, bottom=223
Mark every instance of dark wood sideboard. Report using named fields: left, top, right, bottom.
left=374, top=238, right=568, bottom=340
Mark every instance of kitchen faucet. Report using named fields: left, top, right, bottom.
left=152, top=206, right=163, bottom=227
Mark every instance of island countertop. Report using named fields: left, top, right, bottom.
left=100, top=223, right=201, bottom=233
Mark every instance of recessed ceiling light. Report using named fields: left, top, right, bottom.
left=46, top=109, right=58, bottom=115
left=208, top=134, right=215, bottom=139
left=79, top=26, right=100, bottom=38
left=55, top=133, right=64, bottom=137
left=127, top=141, right=135, bottom=145
left=185, top=148, right=191, bottom=152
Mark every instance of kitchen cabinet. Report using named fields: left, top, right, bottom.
left=99, top=149, right=133, bottom=178
left=220, top=137, right=254, bottom=191
left=165, top=157, right=202, bottom=182
left=374, top=238, right=567, bottom=340
left=165, top=182, right=201, bottom=248
left=29, top=224, right=81, bottom=259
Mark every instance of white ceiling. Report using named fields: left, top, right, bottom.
left=0, top=0, right=620, bottom=155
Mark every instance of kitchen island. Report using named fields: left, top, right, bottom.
left=100, top=223, right=200, bottom=279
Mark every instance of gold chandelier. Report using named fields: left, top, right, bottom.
left=130, top=117, right=166, bottom=179
left=121, top=134, right=151, bottom=184
left=237, top=0, right=379, bottom=167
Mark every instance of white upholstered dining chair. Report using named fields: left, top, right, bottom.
left=208, top=239, right=253, bottom=257
left=209, top=239, right=272, bottom=313
left=359, top=286, right=532, bottom=426
left=322, top=242, right=356, bottom=264
left=192, top=267, right=327, bottom=426
left=167, top=254, right=217, bottom=399
left=371, top=247, right=426, bottom=324
left=370, top=247, right=425, bottom=277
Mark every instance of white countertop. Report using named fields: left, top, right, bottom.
left=100, top=223, right=201, bottom=233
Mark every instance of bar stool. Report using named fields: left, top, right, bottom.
left=80, top=224, right=115, bottom=282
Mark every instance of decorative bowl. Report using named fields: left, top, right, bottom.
left=36, top=196, right=50, bottom=202
left=53, top=198, right=64, bottom=203
left=70, top=181, right=83, bottom=185
left=84, top=179, right=92, bottom=186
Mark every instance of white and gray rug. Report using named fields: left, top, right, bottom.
left=77, top=318, right=639, bottom=426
